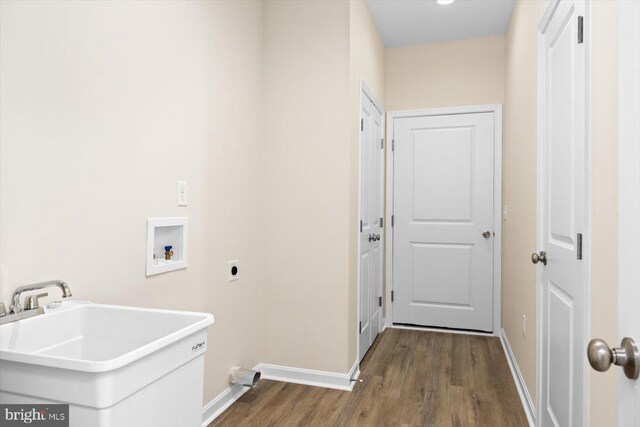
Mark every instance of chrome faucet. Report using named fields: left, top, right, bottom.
left=10, top=279, right=72, bottom=313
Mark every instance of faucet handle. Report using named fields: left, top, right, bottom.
left=0, top=302, right=6, bottom=317
left=24, top=293, right=48, bottom=311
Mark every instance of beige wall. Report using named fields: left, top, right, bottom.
left=0, top=0, right=368, bottom=408
left=0, top=0, right=266, bottom=405
left=261, top=0, right=353, bottom=373
left=385, top=35, right=505, bottom=111
left=348, top=0, right=386, bottom=366
left=502, top=0, right=547, bottom=407
left=588, top=1, right=619, bottom=425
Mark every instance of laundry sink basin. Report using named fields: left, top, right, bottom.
left=0, top=301, right=214, bottom=427
left=0, top=301, right=213, bottom=371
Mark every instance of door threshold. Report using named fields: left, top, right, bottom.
left=391, top=323, right=493, bottom=337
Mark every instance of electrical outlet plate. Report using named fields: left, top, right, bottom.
left=228, top=260, right=239, bottom=282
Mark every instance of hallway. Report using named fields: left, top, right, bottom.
left=210, top=328, right=527, bottom=426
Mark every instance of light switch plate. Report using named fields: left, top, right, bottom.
left=177, top=181, right=187, bottom=206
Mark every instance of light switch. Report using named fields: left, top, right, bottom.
left=177, top=181, right=187, bottom=207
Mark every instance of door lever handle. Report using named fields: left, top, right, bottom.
left=368, top=234, right=374, bottom=242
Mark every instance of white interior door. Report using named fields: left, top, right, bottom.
left=393, top=112, right=495, bottom=332
left=537, top=1, right=587, bottom=426
left=359, top=90, right=383, bottom=361
left=618, top=2, right=640, bottom=424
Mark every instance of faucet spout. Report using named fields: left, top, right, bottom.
left=11, top=280, right=72, bottom=313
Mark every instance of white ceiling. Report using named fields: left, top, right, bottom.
left=364, top=0, right=515, bottom=48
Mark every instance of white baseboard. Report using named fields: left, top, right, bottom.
left=499, top=328, right=535, bottom=427
left=201, top=360, right=359, bottom=426
left=258, top=359, right=360, bottom=391
left=201, top=381, right=253, bottom=427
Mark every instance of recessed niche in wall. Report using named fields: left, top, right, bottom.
left=146, top=217, right=188, bottom=276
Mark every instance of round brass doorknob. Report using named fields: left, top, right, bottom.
left=531, top=251, right=547, bottom=265
left=587, top=337, right=640, bottom=379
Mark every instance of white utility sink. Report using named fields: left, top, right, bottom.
left=0, top=301, right=214, bottom=427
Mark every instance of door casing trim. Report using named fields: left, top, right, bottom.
left=618, top=1, right=640, bottom=424
left=384, top=104, right=503, bottom=336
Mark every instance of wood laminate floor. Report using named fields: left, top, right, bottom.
left=209, top=328, right=527, bottom=427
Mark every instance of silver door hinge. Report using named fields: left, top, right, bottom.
left=578, top=16, right=584, bottom=43
left=391, top=290, right=394, bottom=302
left=577, top=233, right=583, bottom=260
left=359, top=321, right=362, bottom=334
left=380, top=217, right=384, bottom=227
left=392, top=139, right=395, bottom=151
left=381, top=138, right=384, bottom=149
left=391, top=215, right=394, bottom=227
left=360, top=220, right=363, bottom=233
left=378, top=296, right=382, bottom=307
left=360, top=119, right=364, bottom=131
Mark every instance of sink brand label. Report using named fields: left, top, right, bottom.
left=191, top=341, right=205, bottom=352
left=0, top=404, right=69, bottom=426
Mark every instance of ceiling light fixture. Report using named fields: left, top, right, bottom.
left=437, top=0, right=456, bottom=5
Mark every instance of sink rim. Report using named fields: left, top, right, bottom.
left=0, top=302, right=214, bottom=373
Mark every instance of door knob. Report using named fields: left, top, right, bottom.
left=375, top=234, right=381, bottom=241
left=368, top=234, right=374, bottom=242
left=531, top=251, right=547, bottom=265
left=482, top=230, right=491, bottom=238
left=587, top=337, right=639, bottom=379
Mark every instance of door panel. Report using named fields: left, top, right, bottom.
left=359, top=249, right=371, bottom=359
left=359, top=91, right=383, bottom=361
left=538, top=1, right=586, bottom=426
left=411, top=243, right=472, bottom=306
left=393, top=112, right=494, bottom=331
left=547, top=284, right=573, bottom=427
left=371, top=243, right=381, bottom=338
left=370, top=105, right=383, bottom=342
left=412, top=127, right=473, bottom=221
